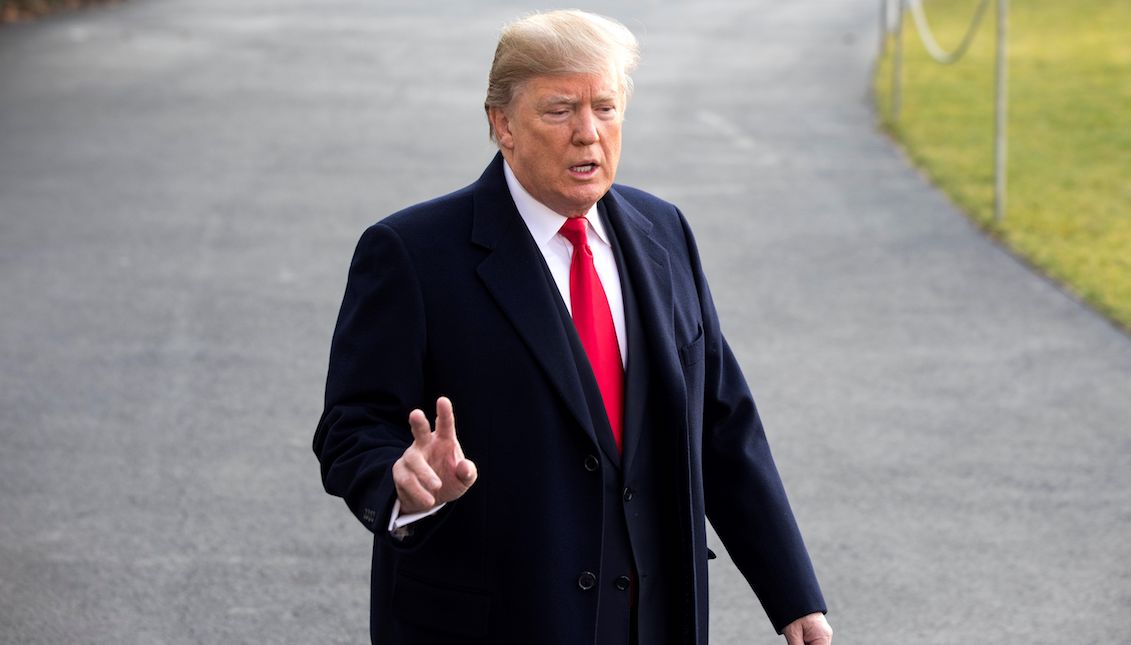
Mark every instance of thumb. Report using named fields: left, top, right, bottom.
left=455, top=458, right=478, bottom=487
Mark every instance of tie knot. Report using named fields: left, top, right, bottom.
left=559, top=217, right=589, bottom=249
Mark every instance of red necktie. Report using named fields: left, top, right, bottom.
left=559, top=217, right=624, bottom=454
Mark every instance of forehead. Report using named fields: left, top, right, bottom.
left=517, top=70, right=622, bottom=103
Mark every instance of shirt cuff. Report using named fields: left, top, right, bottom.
left=388, top=499, right=446, bottom=540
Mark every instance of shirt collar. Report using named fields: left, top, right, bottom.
left=503, top=160, right=611, bottom=249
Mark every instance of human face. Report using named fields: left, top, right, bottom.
left=490, top=69, right=624, bottom=219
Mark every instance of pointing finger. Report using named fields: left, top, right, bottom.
left=408, top=408, right=432, bottom=444
left=433, top=396, right=457, bottom=441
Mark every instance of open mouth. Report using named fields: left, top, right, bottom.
left=569, top=163, right=598, bottom=176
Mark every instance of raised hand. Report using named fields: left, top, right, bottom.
left=391, top=397, right=478, bottom=514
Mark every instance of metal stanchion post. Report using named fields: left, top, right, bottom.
left=993, top=0, right=1009, bottom=223
left=891, top=0, right=904, bottom=121
left=880, top=0, right=889, bottom=58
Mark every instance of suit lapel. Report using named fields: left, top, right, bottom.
left=472, top=155, right=602, bottom=451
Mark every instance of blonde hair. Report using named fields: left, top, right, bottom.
left=484, top=9, right=640, bottom=142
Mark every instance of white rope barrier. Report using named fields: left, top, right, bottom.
left=881, top=0, right=1010, bottom=222
left=906, top=0, right=993, bottom=64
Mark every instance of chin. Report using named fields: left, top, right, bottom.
left=574, top=185, right=610, bottom=205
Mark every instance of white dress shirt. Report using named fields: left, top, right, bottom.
left=389, top=160, right=628, bottom=536
left=502, top=161, right=628, bottom=365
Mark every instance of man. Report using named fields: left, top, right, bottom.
left=314, top=10, right=832, bottom=645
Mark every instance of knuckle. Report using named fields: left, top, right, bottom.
left=405, top=451, right=425, bottom=468
left=406, top=481, right=428, bottom=501
left=393, top=471, right=412, bottom=490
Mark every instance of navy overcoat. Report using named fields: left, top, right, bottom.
left=314, top=154, right=825, bottom=643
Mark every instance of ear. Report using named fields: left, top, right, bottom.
left=488, top=106, right=514, bottom=150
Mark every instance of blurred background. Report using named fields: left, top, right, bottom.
left=1, top=1, right=1128, bottom=643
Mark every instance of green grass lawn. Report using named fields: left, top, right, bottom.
left=875, top=0, right=1131, bottom=331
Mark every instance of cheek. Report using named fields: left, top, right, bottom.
left=603, top=127, right=622, bottom=152
left=603, top=139, right=621, bottom=168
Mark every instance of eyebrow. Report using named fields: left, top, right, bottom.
left=540, top=95, right=578, bottom=107
left=539, top=92, right=619, bottom=108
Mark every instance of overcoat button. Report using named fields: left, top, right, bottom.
left=583, top=455, right=599, bottom=472
left=622, top=487, right=634, bottom=502
left=577, top=571, right=597, bottom=591
left=614, top=575, right=631, bottom=591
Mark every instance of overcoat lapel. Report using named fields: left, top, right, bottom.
left=471, top=156, right=601, bottom=451
left=601, top=189, right=687, bottom=475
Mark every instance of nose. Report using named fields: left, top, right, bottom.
left=572, top=108, right=599, bottom=146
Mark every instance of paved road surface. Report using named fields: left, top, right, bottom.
left=2, top=1, right=1129, bottom=643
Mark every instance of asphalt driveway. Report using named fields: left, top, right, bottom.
left=2, top=1, right=1128, bottom=643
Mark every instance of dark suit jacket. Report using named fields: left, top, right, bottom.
left=313, top=154, right=826, bottom=644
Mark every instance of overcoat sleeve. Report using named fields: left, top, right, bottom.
left=312, top=223, right=440, bottom=545
left=677, top=212, right=827, bottom=633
